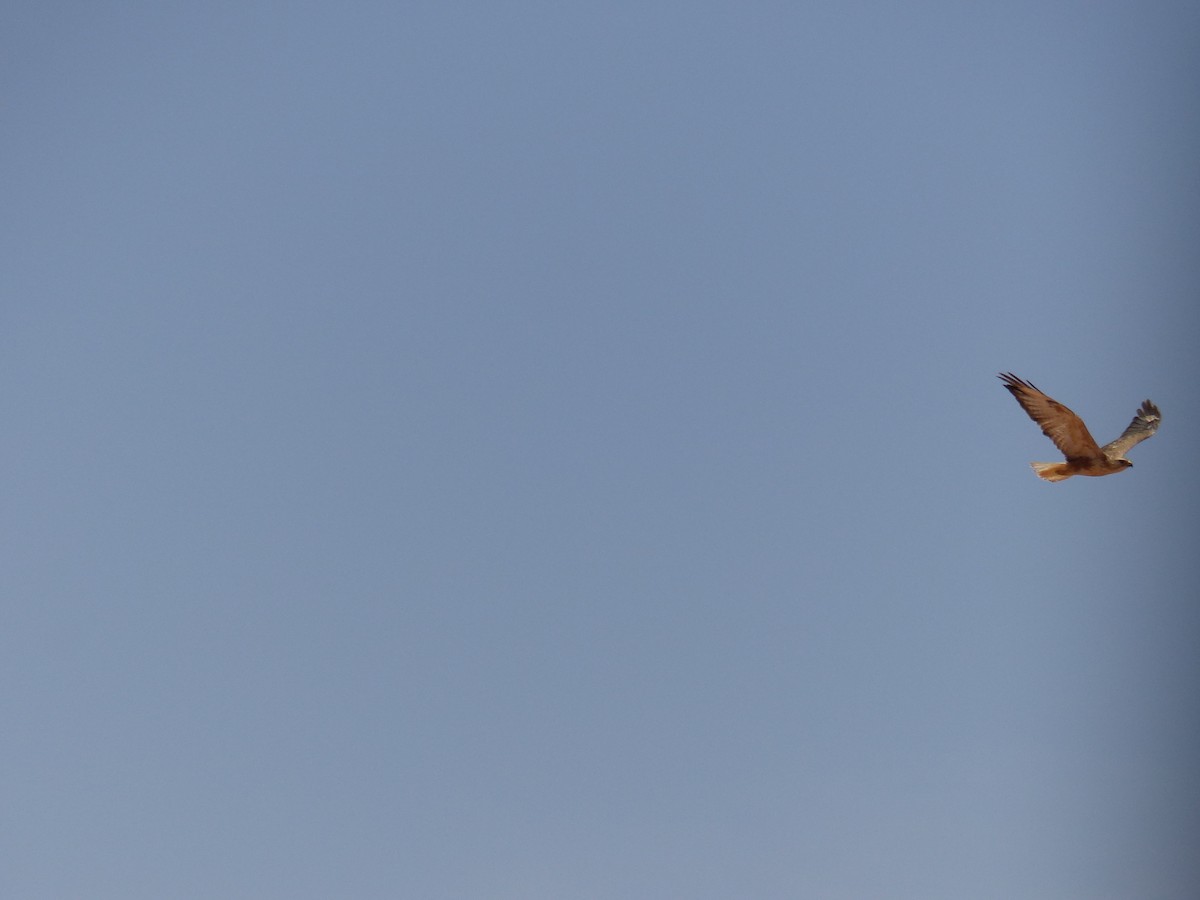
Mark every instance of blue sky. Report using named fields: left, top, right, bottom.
left=3, top=3, right=1199, bottom=898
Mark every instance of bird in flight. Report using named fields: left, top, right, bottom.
left=998, top=373, right=1161, bottom=482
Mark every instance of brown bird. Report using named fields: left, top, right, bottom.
left=998, top=373, right=1161, bottom=482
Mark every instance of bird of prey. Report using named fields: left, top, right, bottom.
left=998, top=373, right=1161, bottom=482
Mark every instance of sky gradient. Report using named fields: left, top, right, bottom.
left=3, top=4, right=1200, bottom=898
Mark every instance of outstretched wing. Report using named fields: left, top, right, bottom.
left=998, top=373, right=1104, bottom=461
left=1101, top=400, right=1161, bottom=459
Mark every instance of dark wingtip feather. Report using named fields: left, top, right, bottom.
left=998, top=372, right=1039, bottom=393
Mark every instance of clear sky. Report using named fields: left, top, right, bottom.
left=3, top=4, right=1199, bottom=898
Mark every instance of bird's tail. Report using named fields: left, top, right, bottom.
left=1030, top=462, right=1073, bottom=482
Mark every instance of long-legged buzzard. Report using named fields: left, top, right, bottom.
left=998, top=373, right=1160, bottom=482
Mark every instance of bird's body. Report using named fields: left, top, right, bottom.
left=998, top=373, right=1160, bottom=482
